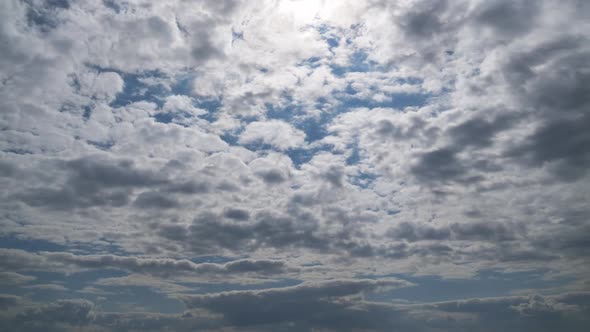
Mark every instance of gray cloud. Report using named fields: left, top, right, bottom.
left=13, top=156, right=169, bottom=210
left=255, top=169, right=287, bottom=184
left=410, top=148, right=470, bottom=184
left=2, top=292, right=589, bottom=332
left=0, top=272, right=36, bottom=286
left=0, top=248, right=290, bottom=279
left=133, top=191, right=180, bottom=209
left=182, top=278, right=413, bottom=329
left=1, top=0, right=590, bottom=330
left=223, top=207, right=250, bottom=221
left=0, top=294, right=21, bottom=309
left=474, top=0, right=540, bottom=37
left=508, top=114, right=590, bottom=181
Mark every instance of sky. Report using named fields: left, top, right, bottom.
left=0, top=0, right=589, bottom=331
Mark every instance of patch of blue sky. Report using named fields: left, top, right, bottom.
left=223, top=129, right=331, bottom=169
left=102, top=0, right=121, bottom=13
left=336, top=77, right=430, bottom=111
left=88, top=66, right=223, bottom=124
left=192, top=98, right=223, bottom=123
left=266, top=101, right=333, bottom=143
left=340, top=92, right=431, bottom=110
left=345, top=139, right=361, bottom=165
left=169, top=72, right=194, bottom=96
left=109, top=71, right=170, bottom=109
left=231, top=28, right=244, bottom=45
left=0, top=235, right=65, bottom=252
left=0, top=233, right=127, bottom=256
left=86, top=139, right=115, bottom=151
left=3, top=148, right=34, bottom=155
left=265, top=102, right=339, bottom=167
left=82, top=105, right=92, bottom=120
left=313, top=23, right=340, bottom=52
left=286, top=146, right=333, bottom=168
left=326, top=36, right=339, bottom=49
left=331, top=50, right=380, bottom=77
left=95, top=284, right=185, bottom=313
left=364, top=269, right=574, bottom=303
left=299, top=56, right=323, bottom=69
left=220, top=132, right=240, bottom=146
left=349, top=171, right=378, bottom=189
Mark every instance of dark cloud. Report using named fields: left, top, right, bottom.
left=16, top=187, right=130, bottom=210
left=450, top=221, right=517, bottom=242
left=502, top=37, right=590, bottom=113
left=2, top=292, right=589, bottom=332
left=159, top=210, right=402, bottom=258
left=0, top=294, right=22, bottom=309
left=387, top=222, right=451, bottom=242
left=15, top=299, right=94, bottom=326
left=1, top=1, right=590, bottom=331
left=2, top=298, right=219, bottom=332
left=166, top=180, right=210, bottom=194
left=496, top=34, right=590, bottom=181
left=182, top=211, right=325, bottom=254
left=374, top=116, right=430, bottom=141
left=133, top=191, right=180, bottom=209
left=189, top=19, right=227, bottom=63
left=474, top=0, right=539, bottom=37
left=223, top=208, right=250, bottom=221
left=14, top=156, right=171, bottom=210
left=410, top=148, right=469, bottom=183
left=0, top=160, right=17, bottom=177
left=508, top=114, right=590, bottom=181
left=24, top=0, right=70, bottom=33
left=410, top=114, right=516, bottom=185
left=388, top=221, right=518, bottom=242
left=65, top=156, right=167, bottom=188
left=448, top=115, right=515, bottom=148
left=416, top=293, right=590, bottom=332
left=399, top=0, right=448, bottom=39
left=181, top=278, right=413, bottom=329
left=255, top=169, right=287, bottom=184
left=320, top=166, right=345, bottom=187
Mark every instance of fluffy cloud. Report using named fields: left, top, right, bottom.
left=238, top=120, right=306, bottom=150
left=1, top=0, right=589, bottom=330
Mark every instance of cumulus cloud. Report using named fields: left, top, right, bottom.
left=1, top=0, right=589, bottom=330
left=238, top=120, right=306, bottom=150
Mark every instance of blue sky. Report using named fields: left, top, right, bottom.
left=0, top=0, right=589, bottom=331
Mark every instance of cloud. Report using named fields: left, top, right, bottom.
left=0, top=291, right=589, bottom=331
left=0, top=248, right=291, bottom=279
left=181, top=278, right=413, bottom=329
left=0, top=272, right=36, bottom=286
left=0, top=294, right=22, bottom=309
left=223, top=207, right=250, bottom=221
left=1, top=0, right=590, bottom=330
left=239, top=120, right=306, bottom=150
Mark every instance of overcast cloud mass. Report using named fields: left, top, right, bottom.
left=0, top=0, right=589, bottom=331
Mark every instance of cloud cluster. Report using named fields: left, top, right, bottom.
left=1, top=0, right=589, bottom=330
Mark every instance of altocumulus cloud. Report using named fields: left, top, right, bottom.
left=0, top=0, right=589, bottom=331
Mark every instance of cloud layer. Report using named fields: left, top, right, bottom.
left=0, top=0, right=589, bottom=330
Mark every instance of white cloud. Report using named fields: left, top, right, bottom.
left=1, top=0, right=589, bottom=330
left=239, top=120, right=306, bottom=150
